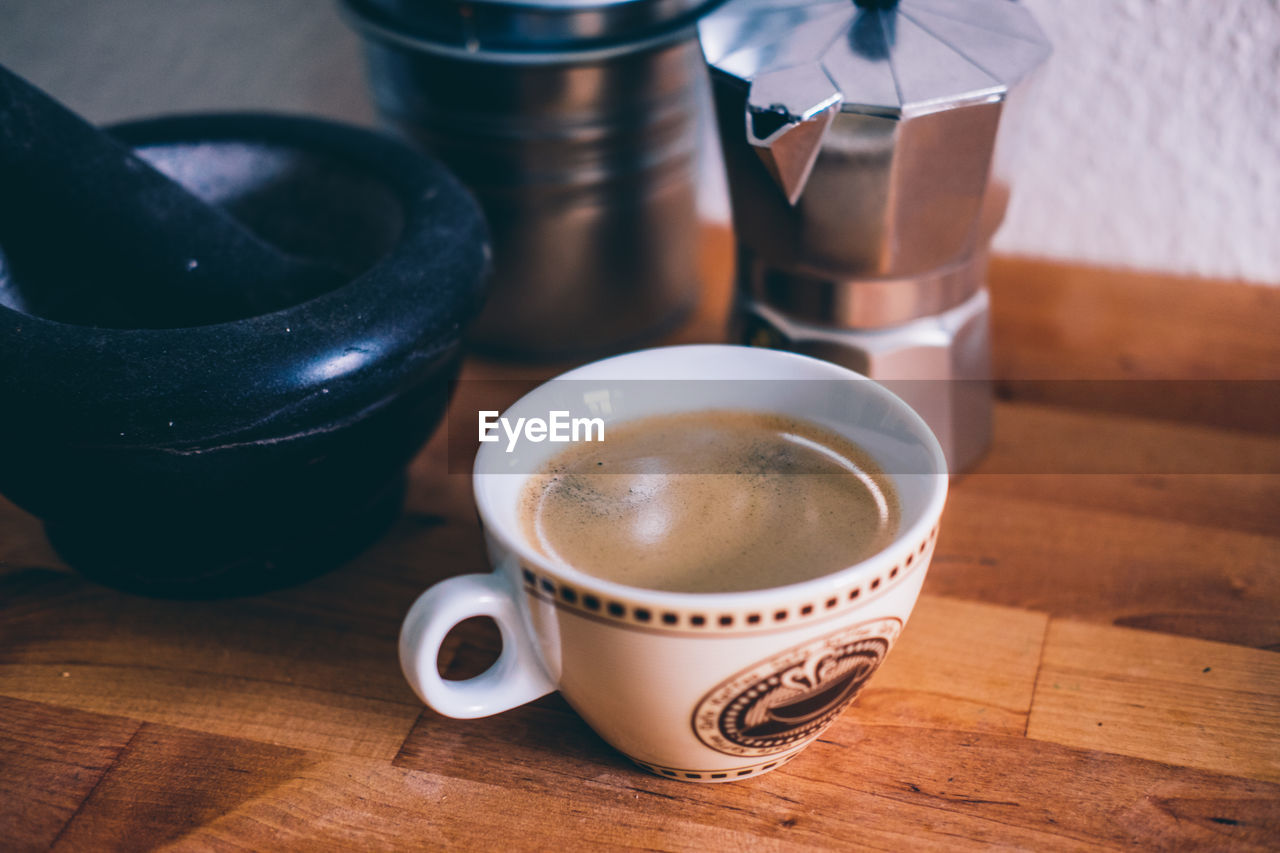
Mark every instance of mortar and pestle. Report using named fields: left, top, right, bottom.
left=0, top=66, right=489, bottom=596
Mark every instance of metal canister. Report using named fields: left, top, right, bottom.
left=342, top=0, right=721, bottom=358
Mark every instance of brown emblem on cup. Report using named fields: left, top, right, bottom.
left=692, top=616, right=902, bottom=757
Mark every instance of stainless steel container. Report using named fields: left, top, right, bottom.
left=701, top=0, right=1049, bottom=472
left=342, top=0, right=722, bottom=358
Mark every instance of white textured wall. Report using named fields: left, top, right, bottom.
left=995, top=0, right=1280, bottom=284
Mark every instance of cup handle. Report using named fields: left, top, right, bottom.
left=399, top=571, right=556, bottom=719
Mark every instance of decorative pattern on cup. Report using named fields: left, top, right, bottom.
left=518, top=525, right=937, bottom=635
left=623, top=614, right=901, bottom=783
left=691, top=615, right=902, bottom=757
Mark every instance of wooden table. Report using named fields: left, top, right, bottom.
left=2, top=233, right=1278, bottom=850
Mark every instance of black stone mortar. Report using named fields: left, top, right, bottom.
left=0, top=113, right=489, bottom=597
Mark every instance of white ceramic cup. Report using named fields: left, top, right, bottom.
left=400, top=344, right=948, bottom=782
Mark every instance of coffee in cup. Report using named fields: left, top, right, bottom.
left=520, top=410, right=901, bottom=594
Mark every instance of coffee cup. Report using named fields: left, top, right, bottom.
left=400, top=344, right=948, bottom=781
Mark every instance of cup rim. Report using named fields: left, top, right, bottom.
left=472, top=344, right=948, bottom=610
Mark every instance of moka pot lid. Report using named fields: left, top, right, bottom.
left=700, top=0, right=1050, bottom=203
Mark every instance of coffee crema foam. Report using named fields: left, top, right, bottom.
left=519, top=410, right=901, bottom=594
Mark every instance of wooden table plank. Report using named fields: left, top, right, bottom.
left=50, top=722, right=312, bottom=852
left=0, top=560, right=427, bottom=760
left=794, top=725, right=1280, bottom=852
left=0, top=659, right=419, bottom=762
left=930, top=482, right=1280, bottom=651
left=392, top=701, right=1280, bottom=851
left=8, top=690, right=1278, bottom=852
left=989, top=257, right=1280, bottom=382
left=988, top=258, right=1280, bottom=435
left=978, top=400, right=1280, bottom=477
left=1028, top=620, right=1280, bottom=784
left=855, top=596, right=1048, bottom=736
left=0, top=697, right=139, bottom=852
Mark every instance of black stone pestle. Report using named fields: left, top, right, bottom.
left=0, top=64, right=345, bottom=328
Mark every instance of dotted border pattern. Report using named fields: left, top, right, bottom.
left=519, top=526, right=938, bottom=635
left=631, top=751, right=803, bottom=781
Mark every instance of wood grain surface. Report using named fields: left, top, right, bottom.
left=2, top=237, right=1278, bottom=850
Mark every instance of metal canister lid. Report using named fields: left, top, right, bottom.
left=701, top=0, right=1049, bottom=202
left=344, top=0, right=725, bottom=61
